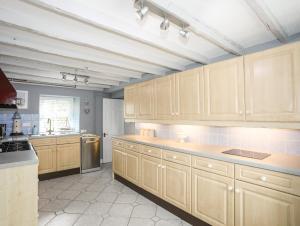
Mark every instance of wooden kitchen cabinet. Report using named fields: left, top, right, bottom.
left=192, top=168, right=234, bottom=226
left=124, top=149, right=140, bottom=185
left=137, top=80, right=154, bottom=119
left=244, top=42, right=300, bottom=122
left=140, top=154, right=162, bottom=197
left=235, top=180, right=300, bottom=226
left=154, top=75, right=176, bottom=120
left=124, top=84, right=138, bottom=119
left=177, top=67, right=205, bottom=120
left=204, top=57, right=245, bottom=121
left=112, top=147, right=125, bottom=176
left=56, top=143, right=80, bottom=171
left=35, top=145, right=57, bottom=174
left=162, top=160, right=191, bottom=212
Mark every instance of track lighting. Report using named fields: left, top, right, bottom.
left=74, top=75, right=78, bottom=83
left=62, top=74, right=66, bottom=81
left=160, top=17, right=170, bottom=31
left=84, top=78, right=89, bottom=85
left=136, top=6, right=149, bottom=20
left=179, top=27, right=189, bottom=38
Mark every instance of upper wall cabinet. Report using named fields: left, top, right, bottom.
left=204, top=57, right=245, bottom=121
left=124, top=84, right=137, bottom=119
left=244, top=42, right=300, bottom=122
left=154, top=75, right=176, bottom=120
left=177, top=68, right=205, bottom=120
left=137, top=80, right=154, bottom=119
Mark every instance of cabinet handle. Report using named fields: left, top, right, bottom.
left=148, top=150, right=152, bottom=153
left=260, top=176, right=267, bottom=182
left=171, top=112, right=175, bottom=116
left=239, top=110, right=243, bottom=115
left=235, top=189, right=240, bottom=193
left=161, top=165, right=166, bottom=169
left=228, top=186, right=234, bottom=191
left=173, top=156, right=177, bottom=159
left=207, top=164, right=213, bottom=168
left=130, top=145, right=134, bottom=148
left=158, top=164, right=161, bottom=168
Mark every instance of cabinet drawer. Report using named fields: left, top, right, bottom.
left=56, top=135, right=80, bottom=145
left=163, top=150, right=191, bottom=166
left=124, top=142, right=139, bottom=152
left=112, top=139, right=124, bottom=148
left=141, top=145, right=162, bottom=159
left=235, top=165, right=300, bottom=196
left=192, top=156, right=234, bottom=178
left=30, top=137, right=56, bottom=147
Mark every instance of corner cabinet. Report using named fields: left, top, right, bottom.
left=204, top=57, right=245, bottom=121
left=244, top=42, right=300, bottom=122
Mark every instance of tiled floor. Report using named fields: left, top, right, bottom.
left=38, top=164, right=191, bottom=226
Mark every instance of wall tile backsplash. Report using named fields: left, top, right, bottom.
left=127, top=123, right=300, bottom=156
left=0, top=113, right=39, bottom=135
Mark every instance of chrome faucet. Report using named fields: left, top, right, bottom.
left=47, top=118, right=54, bottom=135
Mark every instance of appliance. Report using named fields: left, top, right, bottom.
left=0, top=124, right=6, bottom=139
left=0, top=135, right=30, bottom=152
left=11, top=111, right=23, bottom=136
left=80, top=134, right=101, bottom=173
left=0, top=68, right=17, bottom=109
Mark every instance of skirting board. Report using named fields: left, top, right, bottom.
left=38, top=168, right=80, bottom=181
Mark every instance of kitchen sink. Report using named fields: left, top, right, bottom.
left=222, top=149, right=271, bottom=160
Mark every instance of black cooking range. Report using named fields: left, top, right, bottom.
left=0, top=140, right=30, bottom=152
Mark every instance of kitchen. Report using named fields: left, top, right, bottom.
left=1, top=0, right=300, bottom=226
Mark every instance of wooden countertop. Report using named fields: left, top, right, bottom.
left=114, top=135, right=300, bottom=176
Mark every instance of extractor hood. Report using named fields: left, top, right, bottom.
left=0, top=68, right=17, bottom=109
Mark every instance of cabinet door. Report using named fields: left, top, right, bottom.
left=140, top=154, right=162, bottom=197
left=192, top=169, right=234, bottom=226
left=244, top=43, right=300, bottom=121
left=154, top=75, right=176, bottom=120
left=162, top=160, right=191, bottom=212
left=235, top=180, right=300, bottom=226
left=137, top=80, right=154, bottom=119
left=35, top=145, right=57, bottom=174
left=112, top=147, right=125, bottom=176
left=204, top=57, right=245, bottom=121
left=177, top=67, right=205, bottom=120
left=124, top=149, right=140, bottom=185
left=56, top=143, right=80, bottom=171
left=124, top=85, right=137, bottom=118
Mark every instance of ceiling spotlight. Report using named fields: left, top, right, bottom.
left=160, top=17, right=170, bottom=31
left=84, top=78, right=89, bottom=85
left=136, top=6, right=149, bottom=20
left=179, top=27, right=189, bottom=38
left=62, top=74, right=66, bottom=81
left=74, top=75, right=78, bottom=83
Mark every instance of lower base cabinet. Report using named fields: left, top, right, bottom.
left=192, top=168, right=234, bottom=226
left=112, top=147, right=125, bottom=176
left=124, top=149, right=140, bottom=185
left=235, top=180, right=300, bottom=226
left=140, top=154, right=162, bottom=197
left=56, top=143, right=80, bottom=171
left=35, top=145, right=57, bottom=174
left=162, top=160, right=191, bottom=213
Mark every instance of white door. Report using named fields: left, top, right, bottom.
left=103, top=98, right=124, bottom=163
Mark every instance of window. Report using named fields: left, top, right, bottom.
left=39, top=95, right=80, bottom=133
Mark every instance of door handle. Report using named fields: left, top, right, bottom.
left=103, top=132, right=108, bottom=137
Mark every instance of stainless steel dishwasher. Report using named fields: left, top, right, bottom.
left=80, top=134, right=101, bottom=173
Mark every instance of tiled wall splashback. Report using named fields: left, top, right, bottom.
left=0, top=113, right=39, bottom=135
left=128, top=123, right=300, bottom=156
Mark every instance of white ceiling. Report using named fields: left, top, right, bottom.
left=0, top=0, right=299, bottom=92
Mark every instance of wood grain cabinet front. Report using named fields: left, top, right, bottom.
left=162, top=160, right=191, bottom=213
left=124, top=84, right=138, bottom=119
left=137, top=80, right=154, bottom=119
left=35, top=145, right=57, bottom=174
left=124, top=149, right=140, bottom=186
left=192, top=168, right=234, bottom=226
left=235, top=180, right=300, bottom=226
left=112, top=147, right=125, bottom=177
left=56, top=143, right=80, bottom=171
left=140, top=154, right=162, bottom=197
left=244, top=42, right=300, bottom=122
